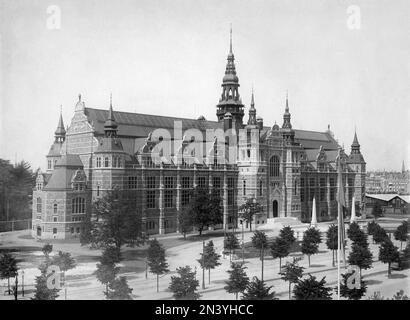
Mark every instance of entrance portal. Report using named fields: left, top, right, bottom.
left=36, top=227, right=42, bottom=237
left=272, top=200, right=278, bottom=218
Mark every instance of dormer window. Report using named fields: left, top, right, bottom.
left=47, top=160, right=52, bottom=170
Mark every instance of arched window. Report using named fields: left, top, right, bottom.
left=36, top=197, right=42, bottom=213
left=269, top=156, right=280, bottom=177
left=72, top=197, right=85, bottom=214
left=243, top=180, right=246, bottom=196
left=53, top=203, right=58, bottom=214
left=104, top=157, right=109, bottom=167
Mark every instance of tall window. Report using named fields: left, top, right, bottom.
left=213, top=176, right=221, bottom=197
left=243, top=180, right=246, bottom=196
left=36, top=197, right=42, bottom=213
left=259, top=180, right=263, bottom=196
left=146, top=176, right=156, bottom=209
left=227, top=177, right=234, bottom=205
left=164, top=177, right=174, bottom=208
left=72, top=197, right=85, bottom=214
left=181, top=176, right=190, bottom=206
left=96, top=157, right=101, bottom=168
left=47, top=160, right=52, bottom=170
left=269, top=156, right=280, bottom=177
left=294, top=179, right=297, bottom=195
left=128, top=176, right=138, bottom=189
left=198, top=176, right=206, bottom=189
left=104, top=157, right=109, bottom=167
left=53, top=203, right=58, bottom=214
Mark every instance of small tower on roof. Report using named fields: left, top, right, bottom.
left=54, top=106, right=66, bottom=143
left=281, top=91, right=295, bottom=144
left=247, top=87, right=257, bottom=126
left=104, top=93, right=118, bottom=138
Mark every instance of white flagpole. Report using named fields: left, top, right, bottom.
left=337, top=201, right=341, bottom=300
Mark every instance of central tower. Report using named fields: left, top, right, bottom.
left=216, top=27, right=244, bottom=132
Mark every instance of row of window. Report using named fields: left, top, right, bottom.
left=37, top=198, right=86, bottom=214
left=242, top=180, right=264, bottom=197
left=95, top=156, right=122, bottom=168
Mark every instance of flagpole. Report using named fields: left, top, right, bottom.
left=337, top=201, right=341, bottom=300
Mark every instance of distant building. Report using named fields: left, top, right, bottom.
left=366, top=169, right=410, bottom=194
left=365, top=193, right=410, bottom=215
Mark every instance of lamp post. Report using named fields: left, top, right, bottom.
left=202, top=241, right=205, bottom=289
left=241, top=220, right=244, bottom=264
left=22, top=270, right=24, bottom=297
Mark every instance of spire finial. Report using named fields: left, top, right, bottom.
left=251, top=85, right=255, bottom=107
left=78, top=94, right=81, bottom=101
left=110, top=92, right=112, bottom=109
left=229, top=23, right=232, bottom=54
left=286, top=90, right=289, bottom=111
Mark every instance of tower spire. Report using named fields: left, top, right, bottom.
left=282, top=91, right=292, bottom=129
left=104, top=93, right=118, bottom=137
left=248, top=87, right=256, bottom=125
left=229, top=23, right=233, bottom=54
left=54, top=105, right=66, bottom=143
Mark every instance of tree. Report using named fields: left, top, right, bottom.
left=394, top=221, right=408, bottom=250
left=178, top=207, right=192, bottom=239
left=347, top=222, right=368, bottom=247
left=147, top=239, right=169, bottom=292
left=373, top=225, right=388, bottom=244
left=224, top=262, right=249, bottom=300
left=270, top=236, right=290, bottom=272
left=238, top=197, right=263, bottom=231
left=251, top=230, right=268, bottom=260
left=279, top=226, right=296, bottom=247
left=105, top=276, right=133, bottom=300
left=242, top=276, right=278, bottom=300
left=0, top=253, right=18, bottom=295
left=326, top=224, right=338, bottom=267
left=99, top=246, right=122, bottom=265
left=293, top=275, right=332, bottom=300
left=224, top=233, right=240, bottom=261
left=372, top=202, right=383, bottom=219
left=51, top=251, right=76, bottom=286
left=94, top=262, right=119, bottom=295
left=279, top=257, right=304, bottom=300
left=51, top=251, right=76, bottom=272
left=390, top=290, right=409, bottom=300
left=379, top=239, right=400, bottom=276
left=0, top=159, right=35, bottom=223
left=169, top=266, right=200, bottom=300
left=301, top=228, right=321, bottom=267
left=81, top=189, right=147, bottom=249
left=347, top=244, right=373, bottom=277
left=188, top=188, right=222, bottom=236
left=367, top=291, right=385, bottom=300
left=32, top=272, right=60, bottom=300
left=339, top=270, right=367, bottom=300
left=367, top=221, right=379, bottom=236
left=42, top=243, right=53, bottom=260
left=197, top=240, right=221, bottom=284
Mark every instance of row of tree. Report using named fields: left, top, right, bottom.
left=0, top=159, right=36, bottom=222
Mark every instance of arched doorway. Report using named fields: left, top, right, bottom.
left=36, top=226, right=42, bottom=237
left=272, top=200, right=278, bottom=218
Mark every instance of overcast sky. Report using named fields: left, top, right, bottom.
left=1, top=0, right=409, bottom=172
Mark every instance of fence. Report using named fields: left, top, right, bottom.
left=0, top=219, right=32, bottom=233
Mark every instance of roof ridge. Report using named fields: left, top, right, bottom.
left=86, top=107, right=219, bottom=124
